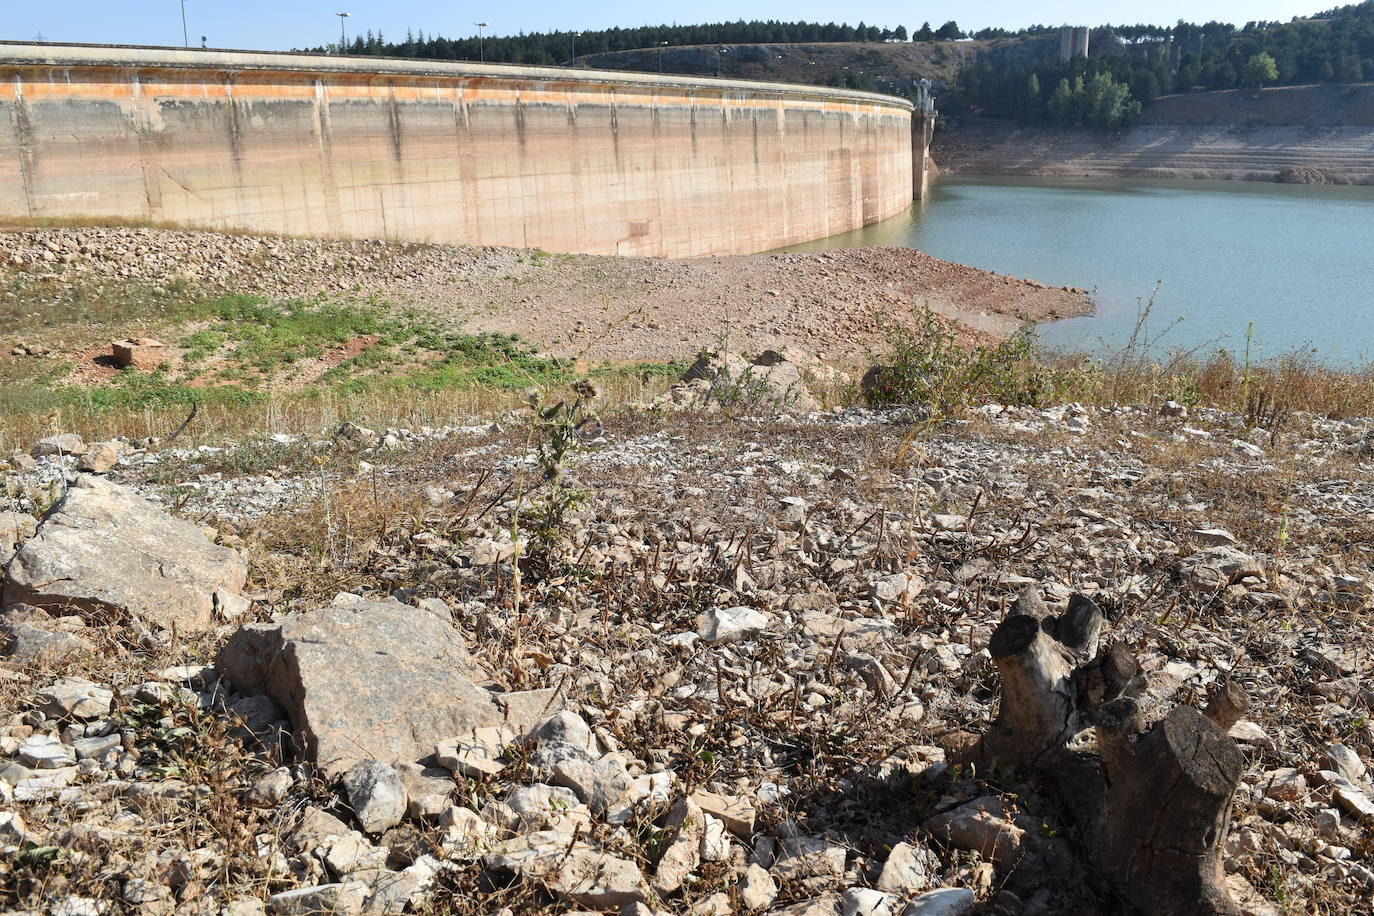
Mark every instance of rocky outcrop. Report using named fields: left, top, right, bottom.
left=3, top=475, right=247, bottom=634
left=651, top=349, right=821, bottom=413
left=217, top=597, right=540, bottom=775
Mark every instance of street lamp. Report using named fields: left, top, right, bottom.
left=180, top=0, right=190, bottom=48
left=337, top=13, right=351, bottom=53
left=570, top=31, right=580, bottom=66
left=474, top=22, right=489, bottom=62
left=656, top=40, right=668, bottom=73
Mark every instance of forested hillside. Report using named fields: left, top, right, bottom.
left=302, top=20, right=940, bottom=67
left=300, top=3, right=1374, bottom=129
left=958, top=1, right=1374, bottom=125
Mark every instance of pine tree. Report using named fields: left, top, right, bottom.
left=1047, top=77, right=1076, bottom=125
left=1025, top=72, right=1043, bottom=121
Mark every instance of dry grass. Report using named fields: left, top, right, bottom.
left=1062, top=347, right=1374, bottom=420
left=0, top=372, right=673, bottom=457
left=0, top=214, right=301, bottom=238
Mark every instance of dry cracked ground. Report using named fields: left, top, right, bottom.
left=0, top=394, right=1372, bottom=916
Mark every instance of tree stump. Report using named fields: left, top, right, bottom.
left=964, top=590, right=1246, bottom=916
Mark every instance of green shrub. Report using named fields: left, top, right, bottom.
left=865, top=309, right=1090, bottom=415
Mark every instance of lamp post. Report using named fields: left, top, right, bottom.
left=570, top=31, right=580, bottom=66
left=336, top=12, right=350, bottom=53
left=474, top=22, right=489, bottom=62
left=180, top=0, right=189, bottom=48
left=657, top=40, right=668, bottom=73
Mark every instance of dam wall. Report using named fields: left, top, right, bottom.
left=0, top=43, right=922, bottom=257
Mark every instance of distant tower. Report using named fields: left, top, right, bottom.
left=1059, top=26, right=1090, bottom=60
left=915, top=78, right=936, bottom=116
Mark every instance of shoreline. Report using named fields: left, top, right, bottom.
left=934, top=84, right=1374, bottom=186
left=933, top=122, right=1374, bottom=185
left=0, top=228, right=1092, bottom=372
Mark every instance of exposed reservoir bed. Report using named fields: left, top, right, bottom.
left=785, top=175, right=1374, bottom=365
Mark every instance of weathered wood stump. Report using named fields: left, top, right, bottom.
left=964, top=590, right=1246, bottom=916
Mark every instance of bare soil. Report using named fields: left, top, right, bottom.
left=0, top=230, right=1092, bottom=370
left=451, top=247, right=1088, bottom=365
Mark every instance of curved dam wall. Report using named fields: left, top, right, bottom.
left=0, top=43, right=920, bottom=257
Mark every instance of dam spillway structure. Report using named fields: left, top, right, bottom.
left=0, top=42, right=933, bottom=258
left=1059, top=27, right=1091, bottom=60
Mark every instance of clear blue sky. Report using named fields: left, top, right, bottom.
left=3, top=1, right=1324, bottom=52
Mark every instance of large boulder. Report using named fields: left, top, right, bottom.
left=30, top=433, right=87, bottom=458
left=217, top=598, right=517, bottom=775
left=652, top=349, right=820, bottom=412
left=3, top=475, right=247, bottom=634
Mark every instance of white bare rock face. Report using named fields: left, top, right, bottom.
left=30, top=433, right=86, bottom=458
left=876, top=841, right=941, bottom=896
left=1179, top=546, right=1265, bottom=591
left=342, top=759, right=407, bottom=834
left=217, top=598, right=518, bottom=776
left=3, top=475, right=247, bottom=634
left=485, top=830, right=648, bottom=909
left=696, top=606, right=768, bottom=644
left=36, top=677, right=113, bottom=719
left=840, top=888, right=899, bottom=916
left=901, top=888, right=976, bottom=916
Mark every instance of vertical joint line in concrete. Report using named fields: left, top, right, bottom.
left=130, top=72, right=166, bottom=218
left=11, top=72, right=37, bottom=217
left=313, top=78, right=343, bottom=234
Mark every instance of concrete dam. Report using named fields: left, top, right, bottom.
left=0, top=43, right=932, bottom=257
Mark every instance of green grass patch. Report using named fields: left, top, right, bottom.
left=0, top=278, right=685, bottom=440
left=84, top=370, right=267, bottom=411
left=200, top=295, right=405, bottom=375
left=323, top=331, right=569, bottom=394
left=180, top=329, right=228, bottom=364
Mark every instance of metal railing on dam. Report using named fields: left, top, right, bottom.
left=0, top=43, right=929, bottom=257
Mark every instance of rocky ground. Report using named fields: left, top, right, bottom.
left=934, top=85, right=1374, bottom=186
left=0, top=228, right=1090, bottom=368
left=933, top=121, right=1374, bottom=185
left=1, top=389, right=1372, bottom=915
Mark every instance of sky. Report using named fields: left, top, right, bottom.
left=2, top=1, right=1326, bottom=53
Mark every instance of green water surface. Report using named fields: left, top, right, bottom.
left=785, top=175, right=1374, bottom=364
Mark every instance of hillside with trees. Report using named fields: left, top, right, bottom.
left=301, top=3, right=1374, bottom=129
left=955, top=1, right=1374, bottom=125
left=303, top=19, right=951, bottom=68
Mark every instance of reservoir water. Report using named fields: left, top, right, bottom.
left=785, top=176, right=1374, bottom=365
